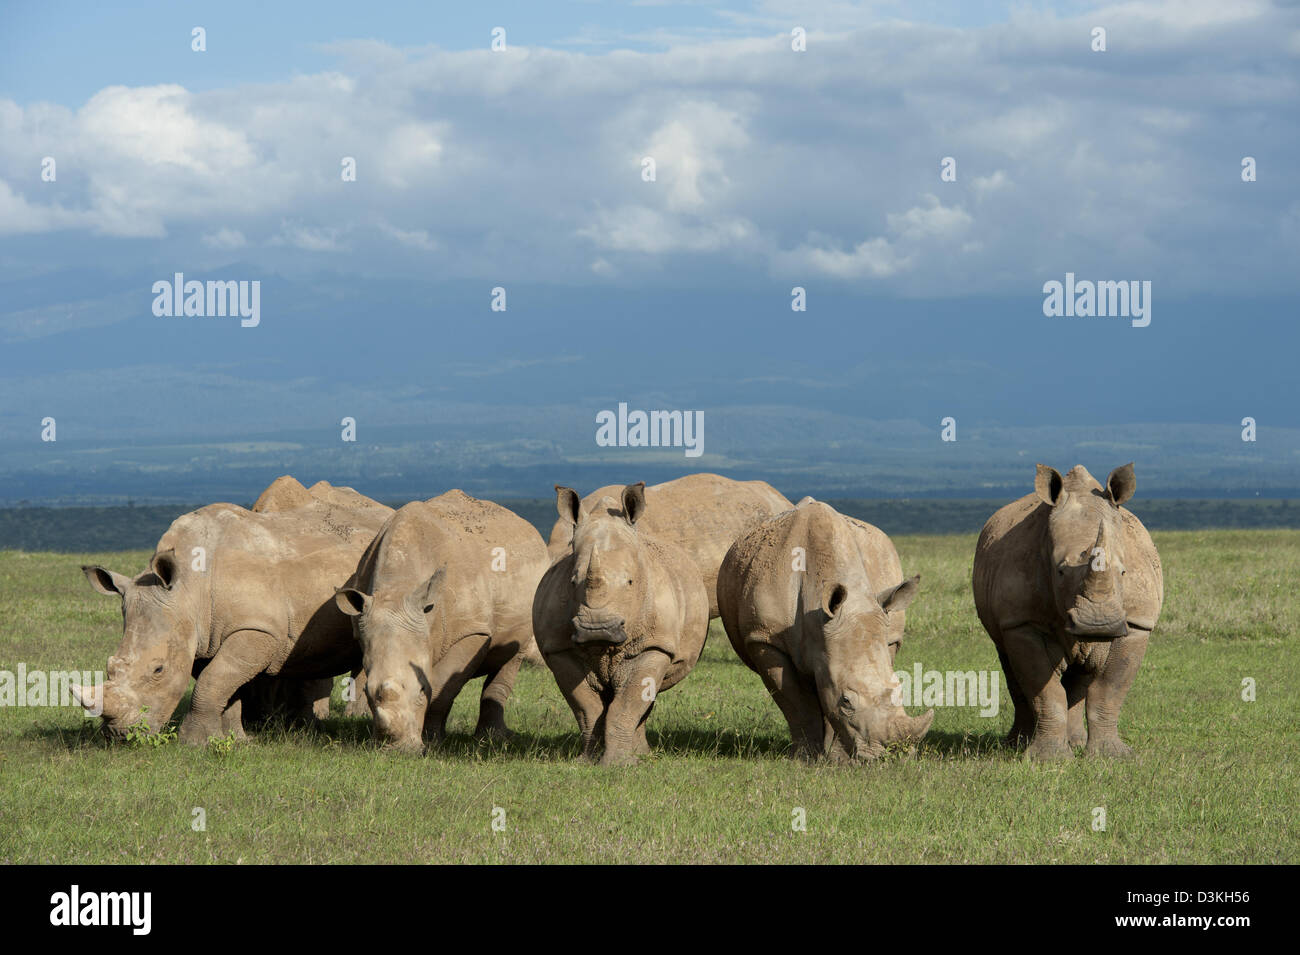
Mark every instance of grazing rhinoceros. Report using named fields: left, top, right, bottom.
left=74, top=476, right=393, bottom=745
left=972, top=463, right=1163, bottom=761
left=546, top=472, right=791, bottom=618
left=533, top=483, right=710, bottom=766
left=717, top=498, right=931, bottom=761
left=333, top=490, right=549, bottom=752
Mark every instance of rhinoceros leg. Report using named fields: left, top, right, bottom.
left=995, top=645, right=1034, bottom=747
left=179, top=630, right=278, bottom=746
left=747, top=641, right=824, bottom=761
left=305, top=677, right=333, bottom=721
left=600, top=649, right=670, bottom=766
left=1085, top=628, right=1149, bottom=758
left=1001, top=625, right=1072, bottom=761
left=474, top=653, right=522, bottom=741
left=343, top=668, right=371, bottom=718
left=546, top=649, right=607, bottom=760
left=1063, top=670, right=1089, bottom=749
left=220, top=698, right=247, bottom=740
left=421, top=635, right=492, bottom=746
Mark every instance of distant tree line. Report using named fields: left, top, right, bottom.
left=1, top=498, right=1296, bottom=553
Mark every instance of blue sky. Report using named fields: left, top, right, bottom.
left=1, top=1, right=1060, bottom=107
left=0, top=0, right=1297, bottom=498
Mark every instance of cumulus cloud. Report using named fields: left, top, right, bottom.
left=0, top=0, right=1295, bottom=294
left=886, top=194, right=973, bottom=241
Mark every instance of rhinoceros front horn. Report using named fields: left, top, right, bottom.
left=72, top=681, right=128, bottom=721
left=71, top=683, right=104, bottom=716
left=891, top=709, right=934, bottom=742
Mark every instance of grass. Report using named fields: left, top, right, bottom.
left=1, top=530, right=1296, bottom=863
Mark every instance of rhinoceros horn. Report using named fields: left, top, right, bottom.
left=888, top=708, right=935, bottom=742
left=71, top=681, right=125, bottom=720
left=584, top=544, right=610, bottom=607
left=1082, top=520, right=1118, bottom=599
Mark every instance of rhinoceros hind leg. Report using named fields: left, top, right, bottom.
left=995, top=645, right=1034, bottom=748
left=1063, top=669, right=1089, bottom=749
left=474, top=653, right=522, bottom=741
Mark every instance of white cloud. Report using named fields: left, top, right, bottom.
left=0, top=0, right=1295, bottom=293
left=887, top=194, right=973, bottom=241
left=971, top=170, right=1011, bottom=197
left=578, top=204, right=756, bottom=254
left=640, top=101, right=750, bottom=212
left=775, top=235, right=910, bottom=279
left=201, top=228, right=247, bottom=250
left=376, top=221, right=439, bottom=252
left=274, top=221, right=346, bottom=252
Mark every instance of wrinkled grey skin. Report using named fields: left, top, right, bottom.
left=972, top=463, right=1164, bottom=761
left=533, top=483, right=710, bottom=766
left=718, top=498, right=932, bottom=761
left=74, top=476, right=392, bottom=745
left=334, top=490, right=548, bottom=753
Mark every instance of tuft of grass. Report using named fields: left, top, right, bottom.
left=0, top=531, right=1297, bottom=864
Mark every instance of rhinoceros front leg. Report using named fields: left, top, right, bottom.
left=220, top=697, right=247, bottom=740
left=343, top=667, right=371, bottom=718
left=1001, top=625, right=1072, bottom=761
left=1086, top=628, right=1149, bottom=758
left=417, top=635, right=492, bottom=747
left=546, top=649, right=607, bottom=760
left=601, top=650, right=670, bottom=767
left=304, top=677, right=333, bottom=721
left=747, top=641, right=824, bottom=761
left=179, top=630, right=278, bottom=746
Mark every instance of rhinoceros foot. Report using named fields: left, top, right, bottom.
left=1026, top=735, right=1074, bottom=762
left=1086, top=735, right=1134, bottom=759
left=178, top=713, right=225, bottom=747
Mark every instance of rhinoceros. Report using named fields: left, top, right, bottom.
left=533, top=483, right=710, bottom=766
left=75, top=476, right=393, bottom=744
left=547, top=472, right=791, bottom=618
left=333, top=490, right=549, bottom=752
left=717, top=498, right=930, bottom=761
left=972, top=463, right=1163, bottom=761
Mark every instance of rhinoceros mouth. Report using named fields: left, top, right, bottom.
left=571, top=614, right=628, bottom=645
left=1064, top=613, right=1129, bottom=638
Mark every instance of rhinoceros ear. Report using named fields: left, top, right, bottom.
left=150, top=549, right=178, bottom=590
left=822, top=582, right=849, bottom=620
left=878, top=575, right=920, bottom=614
left=334, top=587, right=371, bottom=617
left=411, top=568, right=446, bottom=615
left=555, top=486, right=581, bottom=525
left=1034, top=464, right=1064, bottom=507
left=1106, top=462, right=1136, bottom=507
left=621, top=482, right=647, bottom=526
left=82, top=565, right=131, bottom=597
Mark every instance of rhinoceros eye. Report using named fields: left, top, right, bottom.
left=153, top=664, right=164, bottom=675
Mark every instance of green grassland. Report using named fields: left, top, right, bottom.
left=1, top=530, right=1296, bottom=864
